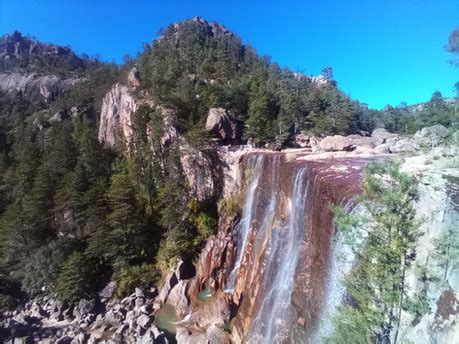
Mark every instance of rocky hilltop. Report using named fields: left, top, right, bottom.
left=0, top=31, right=72, bottom=62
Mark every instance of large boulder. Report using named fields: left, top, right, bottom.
left=166, top=280, right=191, bottom=317
left=413, top=124, right=449, bottom=147
left=206, top=108, right=243, bottom=143
left=391, top=138, right=420, bottom=153
left=319, top=135, right=356, bottom=152
left=371, top=128, right=399, bottom=144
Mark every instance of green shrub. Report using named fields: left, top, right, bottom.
left=115, top=264, right=159, bottom=298
left=55, top=251, right=98, bottom=303
left=22, top=240, right=76, bottom=295
left=155, top=231, right=194, bottom=273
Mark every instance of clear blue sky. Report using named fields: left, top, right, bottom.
left=1, top=0, right=457, bottom=109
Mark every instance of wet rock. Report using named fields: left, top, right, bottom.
left=206, top=108, right=243, bottom=143
left=189, top=214, right=236, bottom=298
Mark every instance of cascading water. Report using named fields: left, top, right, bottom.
left=245, top=167, right=308, bottom=343
left=227, top=155, right=265, bottom=290
left=226, top=154, right=369, bottom=343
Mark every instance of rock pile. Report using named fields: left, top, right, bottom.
left=0, top=287, right=169, bottom=343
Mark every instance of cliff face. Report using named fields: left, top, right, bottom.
left=0, top=72, right=79, bottom=102
left=98, top=83, right=137, bottom=146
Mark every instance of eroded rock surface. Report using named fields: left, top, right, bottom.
left=0, top=72, right=80, bottom=102
left=98, top=83, right=138, bottom=146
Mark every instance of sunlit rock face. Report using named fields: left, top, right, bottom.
left=397, top=153, right=459, bottom=343
left=98, top=83, right=137, bottom=146
left=225, top=152, right=374, bottom=343
left=0, top=72, right=80, bottom=102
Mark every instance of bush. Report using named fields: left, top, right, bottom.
left=21, top=240, right=76, bottom=295
left=55, top=251, right=98, bottom=303
left=115, top=264, right=159, bottom=298
left=155, top=230, right=194, bottom=273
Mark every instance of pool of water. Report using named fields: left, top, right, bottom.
left=197, top=287, right=212, bottom=301
left=154, top=303, right=178, bottom=336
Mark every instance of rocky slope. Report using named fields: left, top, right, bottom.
left=0, top=32, right=85, bottom=103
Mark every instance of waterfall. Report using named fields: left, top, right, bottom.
left=227, top=154, right=367, bottom=342
left=226, top=155, right=265, bottom=290
left=245, top=167, right=308, bottom=343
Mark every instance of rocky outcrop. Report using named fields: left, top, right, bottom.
left=127, top=67, right=141, bottom=89
left=180, top=144, right=216, bottom=202
left=0, top=31, right=72, bottom=61
left=189, top=214, right=237, bottom=298
left=98, top=83, right=138, bottom=146
left=205, top=108, right=243, bottom=143
left=396, top=147, right=459, bottom=343
left=316, top=126, right=453, bottom=155
left=0, top=72, right=80, bottom=102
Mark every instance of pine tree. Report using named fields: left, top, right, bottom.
left=327, top=164, right=421, bottom=344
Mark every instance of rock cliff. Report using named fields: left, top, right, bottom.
left=0, top=72, right=79, bottom=102
left=98, top=83, right=138, bottom=146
